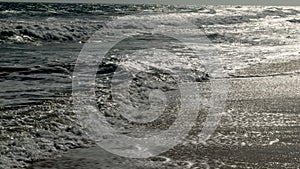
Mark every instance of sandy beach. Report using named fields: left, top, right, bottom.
left=29, top=63, right=300, bottom=168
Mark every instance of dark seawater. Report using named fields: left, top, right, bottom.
left=1, top=2, right=300, bottom=169
left=0, top=43, right=77, bottom=106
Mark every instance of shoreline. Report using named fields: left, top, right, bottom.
left=29, top=74, right=300, bottom=168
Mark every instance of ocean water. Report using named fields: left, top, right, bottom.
left=2, top=3, right=300, bottom=107
left=1, top=2, right=300, bottom=168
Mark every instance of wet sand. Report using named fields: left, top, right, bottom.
left=29, top=73, right=300, bottom=169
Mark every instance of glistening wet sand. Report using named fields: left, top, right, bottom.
left=29, top=74, right=300, bottom=168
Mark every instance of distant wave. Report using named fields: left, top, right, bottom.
left=0, top=2, right=215, bottom=44
left=0, top=19, right=104, bottom=43
left=0, top=2, right=144, bottom=17
left=1, top=3, right=300, bottom=44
